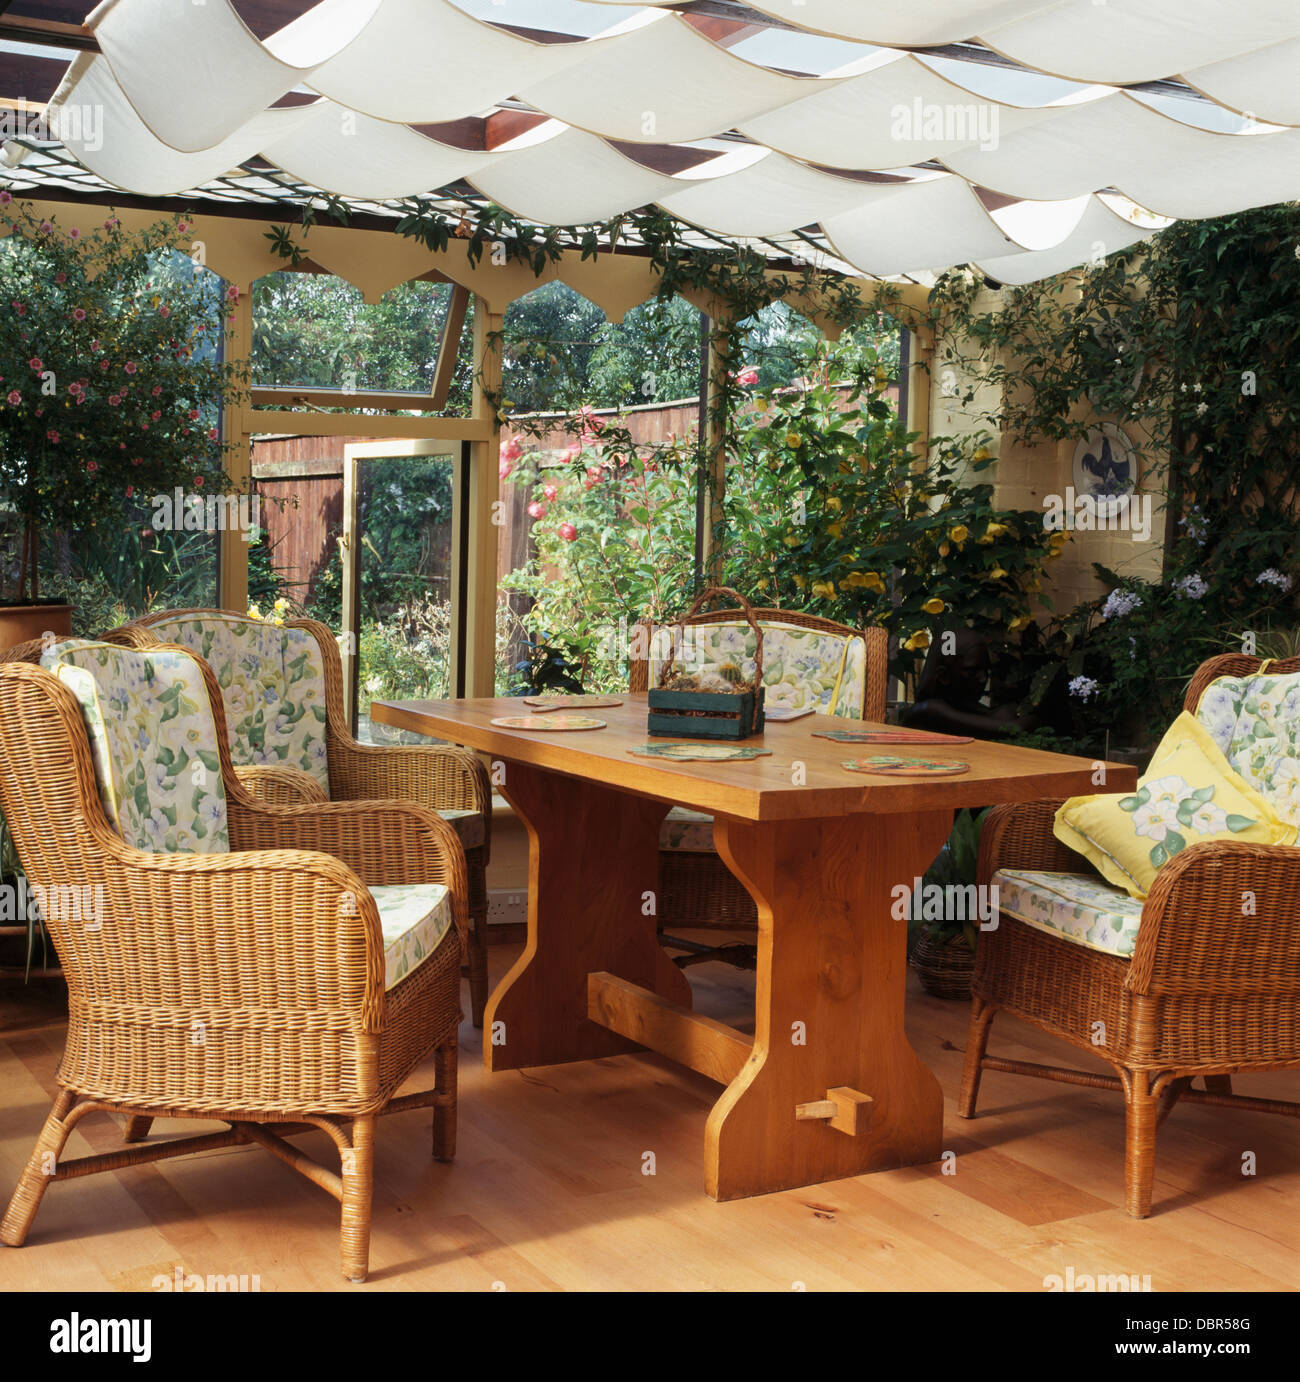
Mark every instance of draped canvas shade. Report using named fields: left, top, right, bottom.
left=32, top=0, right=1300, bottom=284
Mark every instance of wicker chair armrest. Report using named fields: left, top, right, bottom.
left=977, top=799, right=1088, bottom=883
left=1130, top=839, right=1300, bottom=997
left=234, top=763, right=330, bottom=806
left=227, top=796, right=468, bottom=948
left=80, top=845, right=388, bottom=1034
left=326, top=737, right=492, bottom=861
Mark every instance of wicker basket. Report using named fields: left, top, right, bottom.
left=911, top=929, right=975, bottom=1000
left=648, top=586, right=766, bottom=740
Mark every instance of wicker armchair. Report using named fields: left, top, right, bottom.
left=631, top=606, right=888, bottom=964
left=107, top=608, right=494, bottom=1027
left=960, top=653, right=1300, bottom=1216
left=0, top=641, right=467, bottom=1282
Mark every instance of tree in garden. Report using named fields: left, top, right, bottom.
left=0, top=199, right=244, bottom=603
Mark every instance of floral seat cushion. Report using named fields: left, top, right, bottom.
left=1195, top=671, right=1300, bottom=827
left=659, top=806, right=716, bottom=853
left=370, top=883, right=456, bottom=989
left=650, top=620, right=868, bottom=718
left=992, top=868, right=1144, bottom=959
left=42, top=639, right=230, bottom=854
left=145, top=614, right=330, bottom=789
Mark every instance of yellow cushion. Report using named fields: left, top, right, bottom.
left=1053, top=711, right=1296, bottom=899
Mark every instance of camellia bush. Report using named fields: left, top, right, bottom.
left=0, top=198, right=245, bottom=602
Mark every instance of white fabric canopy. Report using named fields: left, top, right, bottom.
left=36, top=0, right=1300, bottom=284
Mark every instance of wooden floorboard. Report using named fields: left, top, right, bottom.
left=1, top=946, right=1297, bottom=1292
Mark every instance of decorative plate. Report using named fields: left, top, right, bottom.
left=842, top=756, right=970, bottom=776
left=628, top=742, right=772, bottom=762
left=1071, top=422, right=1138, bottom=518
left=490, top=714, right=607, bottom=731
left=522, top=696, right=624, bottom=711
left=814, top=729, right=973, bottom=745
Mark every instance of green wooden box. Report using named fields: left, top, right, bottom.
left=646, top=685, right=766, bottom=740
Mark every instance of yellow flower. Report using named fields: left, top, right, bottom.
left=1008, top=614, right=1031, bottom=632
left=922, top=597, right=945, bottom=615
left=811, top=580, right=837, bottom=599
left=902, top=630, right=931, bottom=651
left=793, top=573, right=807, bottom=589
left=938, top=541, right=950, bottom=557
left=839, top=552, right=855, bottom=565
left=785, top=431, right=802, bottom=449
left=972, top=445, right=992, bottom=462
left=950, top=525, right=969, bottom=545
left=826, top=520, right=843, bottom=539
left=246, top=604, right=262, bottom=621
left=783, top=533, right=803, bottom=548
left=756, top=577, right=770, bottom=591
left=825, top=495, right=841, bottom=511
left=984, top=521, right=1009, bottom=539
left=989, top=566, right=1008, bottom=580
left=1049, top=530, right=1070, bottom=548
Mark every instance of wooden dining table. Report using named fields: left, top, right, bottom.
left=370, top=694, right=1137, bottom=1200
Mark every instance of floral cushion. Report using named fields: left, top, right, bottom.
left=42, top=639, right=230, bottom=855
left=145, top=614, right=330, bottom=789
left=439, top=808, right=485, bottom=852
left=1195, top=671, right=1300, bottom=827
left=369, top=882, right=456, bottom=989
left=659, top=805, right=716, bottom=852
left=650, top=620, right=867, bottom=718
left=1054, top=711, right=1294, bottom=898
left=993, top=869, right=1145, bottom=958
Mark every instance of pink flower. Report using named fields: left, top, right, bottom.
left=527, top=501, right=547, bottom=520
left=563, top=441, right=582, bottom=461
left=11, top=302, right=25, bottom=316
left=159, top=305, right=170, bottom=318
left=104, top=217, right=120, bottom=230
left=207, top=427, right=218, bottom=441
left=188, top=409, right=200, bottom=420
left=501, top=435, right=523, bottom=462
left=558, top=523, right=578, bottom=542
left=68, top=227, right=80, bottom=240
left=124, top=361, right=137, bottom=374
left=585, top=466, right=602, bottom=485
left=67, top=381, right=82, bottom=396
left=577, top=406, right=605, bottom=439
left=46, top=430, right=59, bottom=444
left=38, top=221, right=52, bottom=234
left=85, top=460, right=97, bottom=473
left=124, top=485, right=133, bottom=498
left=108, top=394, right=121, bottom=406
left=226, top=285, right=239, bottom=301
left=543, top=483, right=557, bottom=501
left=91, top=339, right=100, bottom=351
left=151, top=410, right=160, bottom=421
left=178, top=220, right=190, bottom=233
left=733, top=366, right=759, bottom=387
left=6, top=390, right=19, bottom=405
left=131, top=457, right=142, bottom=466
left=27, top=357, right=42, bottom=371
left=72, top=308, right=86, bottom=322
left=194, top=475, right=204, bottom=488
left=0, top=191, right=10, bottom=205
left=152, top=385, right=162, bottom=396
left=499, top=459, right=513, bottom=479
left=54, top=272, right=66, bottom=284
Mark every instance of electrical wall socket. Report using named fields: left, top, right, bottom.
left=486, top=890, right=527, bottom=926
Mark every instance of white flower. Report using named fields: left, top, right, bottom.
left=1069, top=675, right=1099, bottom=701
left=1188, top=801, right=1227, bottom=835
left=365, top=675, right=383, bottom=693
left=1132, top=797, right=1179, bottom=843
left=1101, top=588, right=1143, bottom=620
left=1193, top=383, right=1202, bottom=393
left=1256, top=568, right=1293, bottom=593
left=1195, top=401, right=1208, bottom=416
left=1173, top=573, right=1208, bottom=600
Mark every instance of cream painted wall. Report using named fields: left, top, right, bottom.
left=931, top=285, right=1167, bottom=617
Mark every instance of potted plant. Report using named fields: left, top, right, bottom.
left=0, top=197, right=245, bottom=649
left=908, top=807, right=989, bottom=999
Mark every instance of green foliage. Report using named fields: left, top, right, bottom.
left=0, top=200, right=245, bottom=602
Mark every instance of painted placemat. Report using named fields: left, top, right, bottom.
left=842, top=756, right=970, bottom=776
left=490, top=714, right=608, bottom=731
left=815, top=728, right=974, bottom=745
left=628, top=742, right=772, bottom=762
left=522, top=696, right=624, bottom=711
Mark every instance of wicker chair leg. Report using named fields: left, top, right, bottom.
left=1204, top=1074, right=1233, bottom=1095
left=122, top=1115, right=154, bottom=1143
left=432, top=1039, right=458, bottom=1163
left=339, top=1114, right=375, bottom=1283
left=1124, top=1072, right=1160, bottom=1218
left=1, top=1088, right=78, bottom=1247
left=466, top=911, right=489, bottom=1029
left=958, top=999, right=997, bottom=1118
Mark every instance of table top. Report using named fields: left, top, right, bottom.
left=370, top=694, right=1137, bottom=822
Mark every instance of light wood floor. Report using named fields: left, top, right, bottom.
left=2, top=943, right=1297, bottom=1292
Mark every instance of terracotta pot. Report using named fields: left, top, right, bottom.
left=0, top=601, right=74, bottom=654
